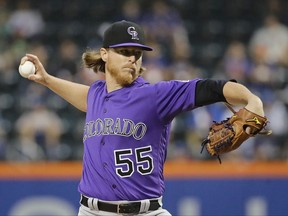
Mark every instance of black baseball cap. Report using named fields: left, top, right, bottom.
left=102, top=20, right=153, bottom=51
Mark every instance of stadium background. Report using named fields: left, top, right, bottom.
left=0, top=0, right=288, bottom=215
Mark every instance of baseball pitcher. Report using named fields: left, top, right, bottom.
left=19, top=20, right=269, bottom=216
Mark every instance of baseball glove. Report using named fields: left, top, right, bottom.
left=201, top=103, right=272, bottom=163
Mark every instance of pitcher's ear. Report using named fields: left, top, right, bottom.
left=100, top=48, right=108, bottom=62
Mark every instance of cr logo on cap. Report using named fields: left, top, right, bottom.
left=127, top=26, right=139, bottom=40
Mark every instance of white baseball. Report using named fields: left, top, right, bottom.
left=18, top=61, right=36, bottom=78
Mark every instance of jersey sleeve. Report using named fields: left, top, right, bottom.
left=154, top=79, right=201, bottom=123
left=87, top=80, right=105, bottom=107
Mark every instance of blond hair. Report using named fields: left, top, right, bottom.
left=82, top=49, right=146, bottom=74
left=82, top=50, right=105, bottom=73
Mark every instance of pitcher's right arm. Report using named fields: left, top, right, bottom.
left=20, top=54, right=89, bottom=112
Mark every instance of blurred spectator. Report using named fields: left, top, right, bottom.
left=247, top=14, right=288, bottom=88
left=13, top=83, right=66, bottom=161
left=6, top=0, right=45, bottom=39
left=14, top=104, right=65, bottom=161
left=57, top=39, right=80, bottom=76
left=141, top=0, right=191, bottom=64
left=260, top=96, right=288, bottom=160
left=118, top=0, right=142, bottom=23
left=249, top=14, right=288, bottom=66
left=142, top=42, right=168, bottom=83
left=219, top=41, right=252, bottom=82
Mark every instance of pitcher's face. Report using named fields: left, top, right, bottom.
left=104, top=47, right=143, bottom=86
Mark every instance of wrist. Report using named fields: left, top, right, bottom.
left=245, top=96, right=264, bottom=117
left=43, top=73, right=53, bottom=87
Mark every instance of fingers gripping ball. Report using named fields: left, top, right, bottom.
left=201, top=106, right=271, bottom=163
left=19, top=61, right=36, bottom=78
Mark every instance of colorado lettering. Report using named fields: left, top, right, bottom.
left=83, top=118, right=147, bottom=141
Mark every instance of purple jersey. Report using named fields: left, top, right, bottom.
left=78, top=76, right=200, bottom=201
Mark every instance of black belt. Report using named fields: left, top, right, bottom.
left=80, top=195, right=161, bottom=214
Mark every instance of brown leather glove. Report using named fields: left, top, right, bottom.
left=201, top=104, right=272, bottom=163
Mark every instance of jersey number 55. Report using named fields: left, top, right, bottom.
left=114, top=145, right=154, bottom=178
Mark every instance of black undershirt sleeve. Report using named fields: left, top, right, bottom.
left=195, top=79, right=231, bottom=107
